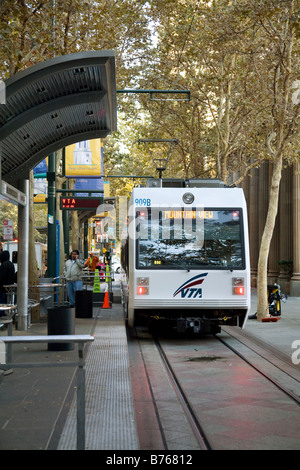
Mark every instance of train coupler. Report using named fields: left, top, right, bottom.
left=177, top=317, right=217, bottom=334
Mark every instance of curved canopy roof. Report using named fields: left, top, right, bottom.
left=0, top=51, right=117, bottom=187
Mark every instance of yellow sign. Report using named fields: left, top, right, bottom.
left=164, top=210, right=214, bottom=219
left=65, top=139, right=102, bottom=177
left=34, top=194, right=47, bottom=203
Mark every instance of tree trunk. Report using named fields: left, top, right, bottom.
left=71, top=210, right=79, bottom=252
left=257, top=2, right=294, bottom=320
left=256, top=155, right=283, bottom=320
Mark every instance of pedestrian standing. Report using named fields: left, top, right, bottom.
left=0, top=250, right=15, bottom=317
left=63, top=249, right=84, bottom=307
left=84, top=252, right=99, bottom=271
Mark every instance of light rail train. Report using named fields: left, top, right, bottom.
left=121, top=179, right=251, bottom=334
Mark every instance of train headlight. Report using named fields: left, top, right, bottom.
left=137, top=277, right=149, bottom=295
left=233, top=286, right=245, bottom=295
left=137, top=286, right=149, bottom=295
left=232, top=277, right=245, bottom=295
left=182, top=192, right=194, bottom=204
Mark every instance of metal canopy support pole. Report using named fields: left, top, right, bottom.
left=62, top=149, right=70, bottom=257
left=63, top=204, right=69, bottom=257
left=17, top=179, right=29, bottom=330
left=47, top=152, right=56, bottom=278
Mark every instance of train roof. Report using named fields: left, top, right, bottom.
left=130, top=180, right=246, bottom=208
left=144, top=178, right=230, bottom=188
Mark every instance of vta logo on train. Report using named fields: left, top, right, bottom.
left=173, top=273, right=208, bottom=298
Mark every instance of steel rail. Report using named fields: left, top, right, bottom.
left=154, top=337, right=212, bottom=450
left=216, top=335, right=300, bottom=406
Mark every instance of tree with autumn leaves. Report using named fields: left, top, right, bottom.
left=1, top=0, right=300, bottom=319
left=117, top=0, right=300, bottom=318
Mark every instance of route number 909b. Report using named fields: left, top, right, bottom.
left=135, top=198, right=151, bottom=206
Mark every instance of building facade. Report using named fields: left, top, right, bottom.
left=241, top=162, right=300, bottom=296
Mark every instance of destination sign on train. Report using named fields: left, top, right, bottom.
left=164, top=210, right=213, bottom=219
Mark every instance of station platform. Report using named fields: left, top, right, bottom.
left=0, top=299, right=139, bottom=450
left=0, top=289, right=299, bottom=450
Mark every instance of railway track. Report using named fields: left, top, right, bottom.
left=128, top=325, right=300, bottom=450
left=154, top=337, right=211, bottom=450
left=219, top=326, right=300, bottom=405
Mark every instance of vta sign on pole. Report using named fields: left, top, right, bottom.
left=3, top=219, right=13, bottom=240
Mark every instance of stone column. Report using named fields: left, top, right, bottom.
left=278, top=167, right=292, bottom=293
left=290, top=163, right=300, bottom=296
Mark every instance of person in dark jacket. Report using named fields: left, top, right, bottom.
left=0, top=250, right=15, bottom=308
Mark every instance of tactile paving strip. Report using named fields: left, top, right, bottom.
left=58, top=306, right=139, bottom=450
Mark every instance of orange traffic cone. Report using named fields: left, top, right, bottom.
left=102, top=289, right=111, bottom=309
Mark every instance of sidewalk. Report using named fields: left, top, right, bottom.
left=0, top=303, right=138, bottom=450
left=0, top=289, right=299, bottom=450
left=244, top=289, right=300, bottom=357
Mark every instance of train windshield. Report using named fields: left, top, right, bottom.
left=136, top=207, right=245, bottom=269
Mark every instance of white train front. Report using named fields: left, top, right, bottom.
left=121, top=179, right=251, bottom=334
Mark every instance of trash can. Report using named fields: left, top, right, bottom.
left=39, top=277, right=55, bottom=308
left=75, top=290, right=93, bottom=318
left=47, top=306, right=75, bottom=351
